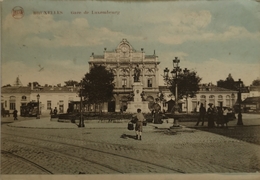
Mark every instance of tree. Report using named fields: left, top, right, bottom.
left=166, top=69, right=202, bottom=113
left=81, top=65, right=115, bottom=113
left=64, top=80, right=79, bottom=87
left=27, top=82, right=41, bottom=87
left=251, top=78, right=260, bottom=86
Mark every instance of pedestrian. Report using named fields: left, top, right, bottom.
left=53, top=107, right=58, bottom=115
left=223, top=107, right=229, bottom=127
left=13, top=109, right=18, bottom=120
left=132, top=108, right=145, bottom=140
left=207, top=103, right=215, bottom=128
left=216, top=106, right=223, bottom=127
left=195, top=103, right=206, bottom=126
left=50, top=108, right=53, bottom=115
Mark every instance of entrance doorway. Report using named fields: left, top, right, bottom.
left=108, top=101, right=115, bottom=112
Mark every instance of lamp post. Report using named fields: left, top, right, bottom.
left=164, top=57, right=182, bottom=126
left=237, top=78, right=243, bottom=125
left=78, top=82, right=85, bottom=128
left=36, top=94, right=40, bottom=119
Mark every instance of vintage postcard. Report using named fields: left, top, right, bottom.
left=1, top=0, right=260, bottom=180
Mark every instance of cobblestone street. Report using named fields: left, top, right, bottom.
left=1, top=114, right=260, bottom=177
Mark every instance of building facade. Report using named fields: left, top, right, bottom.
left=1, top=84, right=80, bottom=115
left=89, top=39, right=160, bottom=112
left=187, top=84, right=238, bottom=112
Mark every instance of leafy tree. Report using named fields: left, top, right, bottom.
left=251, top=78, right=260, bottom=86
left=27, top=82, right=41, bottom=87
left=80, top=65, right=115, bottom=113
left=64, top=80, right=79, bottom=87
left=165, top=69, right=201, bottom=113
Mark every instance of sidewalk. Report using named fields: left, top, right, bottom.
left=1, top=113, right=259, bottom=129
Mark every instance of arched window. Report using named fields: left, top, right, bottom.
left=209, top=95, right=215, bottom=99
left=21, top=95, right=27, bottom=101
left=218, top=95, right=223, bottom=100
left=226, top=95, right=231, bottom=107
left=9, top=96, right=16, bottom=110
left=209, top=95, right=215, bottom=105
left=200, top=95, right=206, bottom=99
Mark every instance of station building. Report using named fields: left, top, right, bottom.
left=88, top=38, right=161, bottom=113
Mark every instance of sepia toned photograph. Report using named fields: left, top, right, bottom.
left=1, top=0, right=260, bottom=179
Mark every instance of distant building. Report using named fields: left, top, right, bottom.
left=186, top=84, right=238, bottom=113
left=242, top=96, right=260, bottom=112
left=1, top=83, right=80, bottom=115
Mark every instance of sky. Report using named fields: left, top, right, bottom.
left=1, top=0, right=260, bottom=87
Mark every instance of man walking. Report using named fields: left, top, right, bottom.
left=195, top=103, right=206, bottom=126
left=13, top=109, right=18, bottom=120
left=132, top=108, right=145, bottom=140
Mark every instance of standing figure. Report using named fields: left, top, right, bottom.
left=53, top=107, right=58, bottom=115
left=153, top=102, right=162, bottom=124
left=207, top=103, right=215, bottom=128
left=195, top=103, right=206, bottom=126
left=134, top=64, right=141, bottom=82
left=222, top=107, right=229, bottom=127
left=13, top=109, right=18, bottom=120
left=216, top=106, right=223, bottom=127
left=132, top=108, right=145, bottom=140
left=50, top=108, right=53, bottom=115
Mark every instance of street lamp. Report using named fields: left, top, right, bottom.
left=163, top=57, right=183, bottom=127
left=78, top=81, right=85, bottom=127
left=36, top=94, right=40, bottom=119
left=237, top=78, right=243, bottom=125
left=171, top=57, right=182, bottom=113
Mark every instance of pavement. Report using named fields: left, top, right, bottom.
left=1, top=113, right=260, bottom=175
left=1, top=113, right=260, bottom=130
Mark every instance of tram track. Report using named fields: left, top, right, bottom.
left=1, top=150, right=53, bottom=174
left=2, top=132, right=185, bottom=174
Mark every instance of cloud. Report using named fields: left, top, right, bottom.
left=141, top=9, right=260, bottom=45
left=3, top=14, right=136, bottom=47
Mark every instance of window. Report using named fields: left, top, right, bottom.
left=209, top=95, right=215, bottom=105
left=147, top=79, right=152, bottom=87
left=9, top=96, right=16, bottom=110
left=218, top=95, right=223, bottom=100
left=226, top=95, right=231, bottom=107
left=47, top=100, right=52, bottom=110
left=21, top=96, right=27, bottom=101
left=10, top=102, right=16, bottom=110
left=59, top=100, right=64, bottom=113
left=200, top=95, right=206, bottom=99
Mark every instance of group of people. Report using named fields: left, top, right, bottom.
left=195, top=103, right=230, bottom=128
left=50, top=107, right=58, bottom=116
